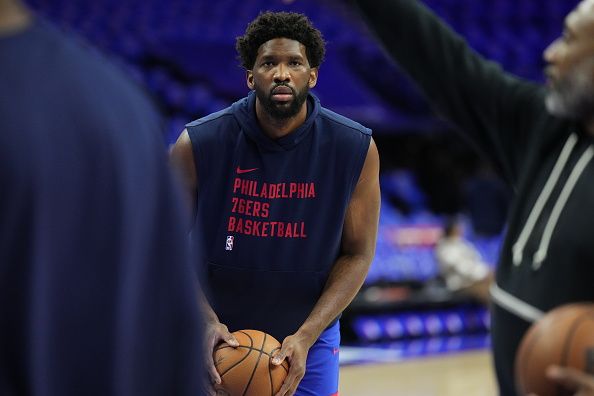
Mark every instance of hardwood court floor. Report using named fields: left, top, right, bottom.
left=339, top=350, right=498, bottom=396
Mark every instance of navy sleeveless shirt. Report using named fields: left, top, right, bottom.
left=187, top=91, right=371, bottom=341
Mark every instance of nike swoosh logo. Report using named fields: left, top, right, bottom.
left=236, top=167, right=259, bottom=174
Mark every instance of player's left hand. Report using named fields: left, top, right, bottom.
left=271, top=333, right=311, bottom=396
left=529, top=365, right=594, bottom=396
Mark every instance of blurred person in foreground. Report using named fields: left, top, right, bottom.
left=0, top=0, right=202, bottom=394
left=170, top=11, right=380, bottom=396
left=347, top=0, right=594, bottom=394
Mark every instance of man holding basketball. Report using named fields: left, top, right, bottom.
left=170, top=11, right=380, bottom=396
left=346, top=0, right=594, bottom=394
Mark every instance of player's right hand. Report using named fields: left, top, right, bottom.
left=204, top=320, right=239, bottom=396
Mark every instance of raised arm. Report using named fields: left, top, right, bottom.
left=350, top=0, right=545, bottom=185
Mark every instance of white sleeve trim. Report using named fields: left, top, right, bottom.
left=490, top=283, right=545, bottom=323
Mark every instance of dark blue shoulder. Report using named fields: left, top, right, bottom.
left=185, top=106, right=235, bottom=130
left=318, top=107, right=372, bottom=136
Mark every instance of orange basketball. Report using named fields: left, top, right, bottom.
left=515, top=303, right=594, bottom=396
left=213, top=329, right=289, bottom=396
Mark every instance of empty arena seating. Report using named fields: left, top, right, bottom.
left=25, top=0, right=573, bottom=139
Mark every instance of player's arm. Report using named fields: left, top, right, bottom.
left=349, top=0, right=541, bottom=185
left=170, top=130, right=239, bottom=395
left=169, top=129, right=198, bottom=216
left=272, top=138, right=380, bottom=396
left=299, top=137, right=380, bottom=339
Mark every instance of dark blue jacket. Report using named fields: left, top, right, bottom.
left=0, top=19, right=202, bottom=396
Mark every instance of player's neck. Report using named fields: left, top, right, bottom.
left=255, top=100, right=308, bottom=140
left=0, top=0, right=32, bottom=36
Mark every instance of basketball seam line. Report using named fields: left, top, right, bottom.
left=558, top=313, right=592, bottom=395
left=218, top=349, right=253, bottom=377
left=560, top=313, right=591, bottom=366
left=242, top=333, right=267, bottom=396
left=268, top=349, right=274, bottom=396
left=518, top=324, right=542, bottom=395
left=215, top=346, right=289, bottom=372
left=218, top=331, right=255, bottom=377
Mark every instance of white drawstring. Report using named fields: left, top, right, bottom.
left=512, top=133, right=578, bottom=266
left=532, top=146, right=594, bottom=269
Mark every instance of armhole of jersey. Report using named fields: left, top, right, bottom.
left=186, top=126, right=204, bottom=195
left=346, top=134, right=372, bottom=197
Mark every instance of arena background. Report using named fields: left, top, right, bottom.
left=23, top=0, right=579, bottom=393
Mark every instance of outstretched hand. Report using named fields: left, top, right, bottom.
left=203, top=321, right=239, bottom=396
left=272, top=333, right=312, bottom=396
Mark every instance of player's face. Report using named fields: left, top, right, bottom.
left=247, top=38, right=318, bottom=120
left=543, top=0, right=594, bottom=120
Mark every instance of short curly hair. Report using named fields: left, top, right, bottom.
left=236, top=11, right=326, bottom=70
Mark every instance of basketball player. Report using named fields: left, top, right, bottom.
left=170, top=11, right=380, bottom=396
left=0, top=0, right=203, bottom=394
left=348, top=0, right=594, bottom=394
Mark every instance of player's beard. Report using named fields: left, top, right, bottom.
left=545, top=57, right=594, bottom=122
left=254, top=82, right=309, bottom=120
